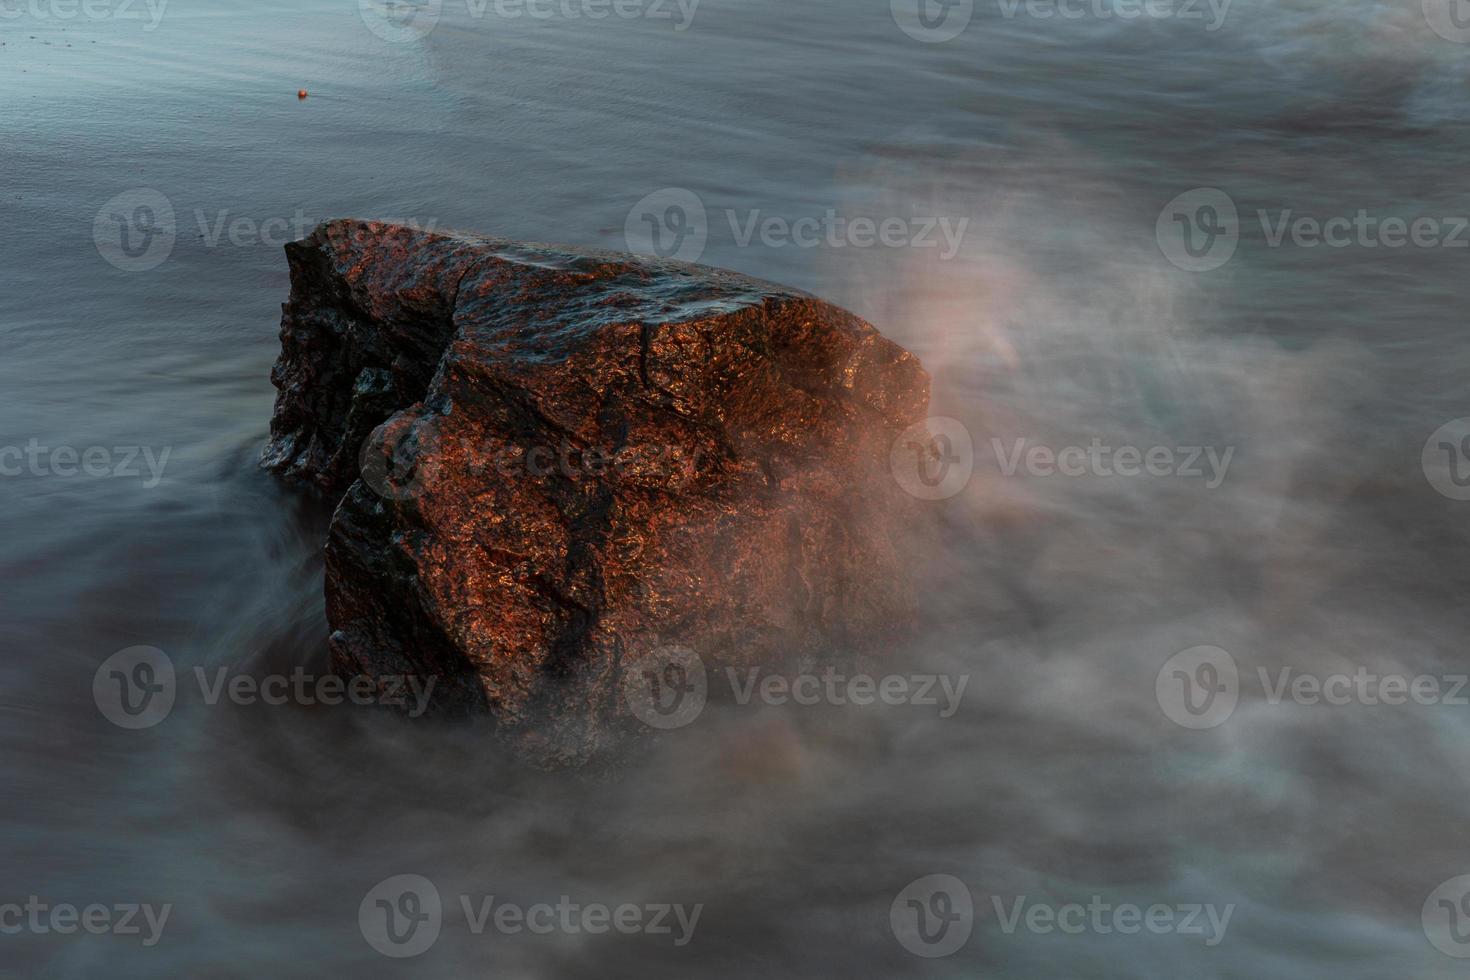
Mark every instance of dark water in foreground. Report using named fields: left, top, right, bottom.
left=5, top=0, right=1470, bottom=975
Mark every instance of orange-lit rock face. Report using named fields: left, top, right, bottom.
left=264, top=219, right=932, bottom=765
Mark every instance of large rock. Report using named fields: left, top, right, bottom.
left=264, top=219, right=932, bottom=764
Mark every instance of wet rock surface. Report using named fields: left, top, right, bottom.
left=264, top=219, right=932, bottom=764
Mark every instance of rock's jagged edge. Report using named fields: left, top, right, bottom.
left=264, top=219, right=932, bottom=766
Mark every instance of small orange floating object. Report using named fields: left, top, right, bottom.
left=297, top=89, right=308, bottom=100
